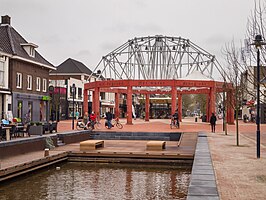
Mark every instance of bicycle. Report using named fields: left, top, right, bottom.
left=105, top=117, right=123, bottom=129
left=94, top=119, right=102, bottom=129
left=76, top=120, right=93, bottom=131
left=170, top=117, right=180, bottom=129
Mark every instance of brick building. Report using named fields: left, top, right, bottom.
left=0, top=15, right=55, bottom=122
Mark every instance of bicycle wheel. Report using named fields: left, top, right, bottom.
left=87, top=125, right=93, bottom=131
left=116, top=122, right=123, bottom=129
left=170, top=121, right=173, bottom=129
left=76, top=122, right=84, bottom=130
left=177, top=122, right=180, bottom=129
left=95, top=121, right=102, bottom=129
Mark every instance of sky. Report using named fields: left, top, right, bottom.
left=0, top=0, right=255, bottom=76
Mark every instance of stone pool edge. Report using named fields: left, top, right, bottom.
left=187, top=132, right=220, bottom=200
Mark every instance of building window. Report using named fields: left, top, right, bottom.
left=17, top=101, right=23, bottom=120
left=42, top=78, right=47, bottom=92
left=28, top=101, right=33, bottom=122
left=0, top=61, right=4, bottom=86
left=100, top=92, right=105, bottom=100
left=36, top=77, right=41, bottom=91
left=29, top=47, right=35, bottom=57
left=70, top=86, right=75, bottom=98
left=78, top=88, right=82, bottom=99
left=16, top=73, right=22, bottom=88
left=27, top=75, right=32, bottom=90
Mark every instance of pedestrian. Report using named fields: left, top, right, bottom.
left=172, top=109, right=179, bottom=128
left=89, top=111, right=96, bottom=129
left=75, top=111, right=79, bottom=120
left=210, top=113, right=217, bottom=133
left=105, top=110, right=113, bottom=129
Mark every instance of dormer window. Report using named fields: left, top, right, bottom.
left=21, top=43, right=38, bottom=57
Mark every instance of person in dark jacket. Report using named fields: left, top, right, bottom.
left=105, top=111, right=113, bottom=129
left=172, top=109, right=180, bottom=128
left=210, top=113, right=217, bottom=133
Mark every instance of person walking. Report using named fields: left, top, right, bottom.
left=75, top=111, right=79, bottom=120
left=210, top=113, right=217, bottom=133
left=105, top=110, right=113, bottom=129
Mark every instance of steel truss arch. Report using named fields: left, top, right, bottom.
left=90, top=35, right=227, bottom=81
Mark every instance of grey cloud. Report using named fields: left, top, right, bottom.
left=76, top=49, right=91, bottom=57
left=100, top=42, right=120, bottom=52
left=40, top=35, right=64, bottom=44
left=103, top=22, right=163, bottom=34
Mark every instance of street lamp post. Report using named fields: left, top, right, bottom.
left=252, top=35, right=266, bottom=158
left=72, top=83, right=75, bottom=130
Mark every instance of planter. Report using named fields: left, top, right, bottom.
left=29, top=125, right=43, bottom=136
left=42, top=122, right=58, bottom=134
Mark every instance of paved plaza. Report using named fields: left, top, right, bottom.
left=1, top=117, right=266, bottom=199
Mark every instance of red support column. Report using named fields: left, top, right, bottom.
left=209, top=86, right=216, bottom=118
left=206, top=94, right=210, bottom=122
left=115, top=93, right=120, bottom=118
left=127, top=86, right=133, bottom=125
left=83, top=89, right=88, bottom=114
left=171, top=86, right=177, bottom=114
left=145, top=94, right=150, bottom=121
left=92, top=91, right=95, bottom=112
left=178, top=94, right=182, bottom=122
left=93, top=87, right=100, bottom=118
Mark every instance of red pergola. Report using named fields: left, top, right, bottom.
left=84, top=79, right=234, bottom=124
left=84, top=35, right=234, bottom=124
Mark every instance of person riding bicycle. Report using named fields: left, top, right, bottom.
left=172, top=110, right=179, bottom=128
left=83, top=112, right=89, bottom=125
left=89, top=111, right=96, bottom=129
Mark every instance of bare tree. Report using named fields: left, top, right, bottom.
left=223, top=0, right=266, bottom=146
left=223, top=41, right=242, bottom=146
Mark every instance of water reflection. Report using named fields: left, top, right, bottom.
left=0, top=162, right=191, bottom=200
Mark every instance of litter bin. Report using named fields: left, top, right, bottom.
left=195, top=117, right=197, bottom=122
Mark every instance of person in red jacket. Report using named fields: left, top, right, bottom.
left=89, top=112, right=96, bottom=129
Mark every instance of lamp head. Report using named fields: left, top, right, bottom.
left=254, top=35, right=264, bottom=48
left=255, top=35, right=263, bottom=42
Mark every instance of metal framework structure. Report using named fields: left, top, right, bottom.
left=85, top=35, right=234, bottom=125
left=91, top=35, right=226, bottom=81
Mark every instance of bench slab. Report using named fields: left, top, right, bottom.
left=146, top=141, right=166, bottom=150
left=80, top=140, right=104, bottom=150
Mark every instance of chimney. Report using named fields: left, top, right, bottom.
left=1, top=15, right=11, bottom=25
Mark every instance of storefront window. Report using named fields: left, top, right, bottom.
left=28, top=102, right=33, bottom=122
left=17, top=101, right=23, bottom=119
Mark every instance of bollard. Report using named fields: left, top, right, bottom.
left=44, top=148, right=49, bottom=157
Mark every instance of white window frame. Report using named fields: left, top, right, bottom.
left=42, top=78, right=47, bottom=92
left=0, top=61, right=4, bottom=86
left=16, top=72, right=22, bottom=89
left=36, top=77, right=41, bottom=91
left=29, top=47, right=35, bottom=57
left=27, top=75, right=32, bottom=90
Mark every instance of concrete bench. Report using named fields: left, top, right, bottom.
left=80, top=140, right=104, bottom=150
left=146, top=141, right=166, bottom=150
